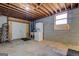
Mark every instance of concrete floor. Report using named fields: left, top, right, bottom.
left=0, top=40, right=68, bottom=56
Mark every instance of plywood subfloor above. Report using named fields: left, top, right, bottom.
left=0, top=3, right=78, bottom=21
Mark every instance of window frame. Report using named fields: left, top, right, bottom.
left=55, top=12, right=68, bottom=25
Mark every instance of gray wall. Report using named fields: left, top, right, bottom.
left=36, top=8, right=79, bottom=45
left=0, top=15, right=7, bottom=28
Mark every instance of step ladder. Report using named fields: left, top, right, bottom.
left=0, top=28, right=2, bottom=43
left=0, top=23, right=8, bottom=43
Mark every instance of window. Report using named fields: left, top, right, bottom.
left=55, top=12, right=67, bottom=25
left=54, top=12, right=69, bottom=30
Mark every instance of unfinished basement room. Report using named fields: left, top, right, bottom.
left=0, top=3, right=79, bottom=56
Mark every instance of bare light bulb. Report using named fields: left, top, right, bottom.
left=26, top=7, right=29, bottom=11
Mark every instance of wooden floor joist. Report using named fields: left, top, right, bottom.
left=0, top=3, right=78, bottom=21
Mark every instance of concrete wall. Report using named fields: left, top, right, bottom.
left=36, top=8, right=79, bottom=46
left=0, top=15, right=7, bottom=28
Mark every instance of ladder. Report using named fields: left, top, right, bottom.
left=0, top=28, right=2, bottom=43
left=0, top=23, right=8, bottom=43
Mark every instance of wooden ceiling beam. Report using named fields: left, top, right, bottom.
left=39, top=7, right=50, bottom=16
left=27, top=6, right=43, bottom=16
left=0, top=4, right=26, bottom=16
left=71, top=3, right=73, bottom=9
left=63, top=3, right=67, bottom=10
left=34, top=15, right=46, bottom=20
left=42, top=4, right=54, bottom=14
left=29, top=3, right=46, bottom=17
left=0, top=7, right=27, bottom=20
left=41, top=4, right=53, bottom=15
left=48, top=4, right=57, bottom=13
left=65, top=3, right=71, bottom=9
left=32, top=4, right=48, bottom=16
left=0, top=4, right=41, bottom=20
left=39, top=5, right=51, bottom=16
left=11, top=3, right=42, bottom=18
left=23, top=3, right=46, bottom=19
left=8, top=4, right=40, bottom=18
left=0, top=4, right=38, bottom=19
left=36, top=8, right=48, bottom=16
left=20, top=3, right=44, bottom=19
left=78, top=3, right=79, bottom=7
left=53, top=3, right=61, bottom=12
left=0, top=3, right=78, bottom=21
left=58, top=3, right=67, bottom=11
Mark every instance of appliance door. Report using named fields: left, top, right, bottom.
left=34, top=22, right=43, bottom=41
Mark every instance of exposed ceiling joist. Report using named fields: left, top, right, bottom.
left=0, top=3, right=78, bottom=21
left=0, top=4, right=36, bottom=19
left=63, top=3, right=67, bottom=10
left=71, top=3, right=73, bottom=9
left=42, top=4, right=54, bottom=14
left=48, top=4, right=58, bottom=13
left=53, top=3, right=61, bottom=12
left=9, top=4, right=41, bottom=18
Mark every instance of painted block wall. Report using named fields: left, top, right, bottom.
left=36, top=8, right=79, bottom=46
left=0, top=15, right=7, bottom=28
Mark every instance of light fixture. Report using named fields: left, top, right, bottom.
left=26, top=7, right=30, bottom=11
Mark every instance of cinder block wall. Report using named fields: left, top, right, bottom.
left=36, top=8, right=79, bottom=46
left=0, top=15, right=7, bottom=28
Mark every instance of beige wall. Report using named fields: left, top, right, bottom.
left=8, top=17, right=30, bottom=41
